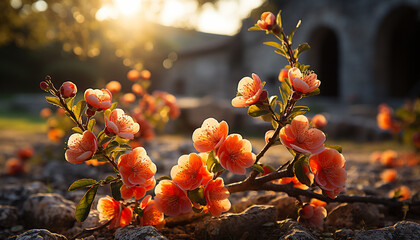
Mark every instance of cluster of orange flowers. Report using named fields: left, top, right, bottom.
left=5, top=147, right=34, bottom=175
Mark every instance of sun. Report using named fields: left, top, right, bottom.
left=114, top=0, right=142, bottom=16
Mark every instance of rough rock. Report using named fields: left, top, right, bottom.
left=0, top=181, right=48, bottom=208
left=22, top=193, right=76, bottom=233
left=0, top=205, right=18, bottom=228
left=269, top=195, right=299, bottom=220
left=278, top=219, right=317, bottom=240
left=326, top=202, right=383, bottom=229
left=194, top=205, right=276, bottom=239
left=9, top=229, right=67, bottom=240
left=354, top=221, right=420, bottom=240
left=334, top=228, right=354, bottom=240
left=115, top=226, right=167, bottom=240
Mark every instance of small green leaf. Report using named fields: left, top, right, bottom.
left=276, top=10, right=282, bottom=28
left=295, top=42, right=310, bottom=59
left=118, top=144, right=132, bottom=150
left=275, top=48, right=288, bottom=58
left=264, top=41, right=283, bottom=49
left=72, top=127, right=83, bottom=134
left=187, top=188, right=207, bottom=206
left=272, top=120, right=279, bottom=129
left=325, top=145, right=343, bottom=153
left=109, top=102, right=118, bottom=111
left=156, top=175, right=172, bottom=183
left=45, top=96, right=62, bottom=108
left=68, top=178, right=98, bottom=191
left=261, top=113, right=273, bottom=122
left=293, top=155, right=312, bottom=187
left=87, top=119, right=96, bottom=132
left=288, top=106, right=310, bottom=120
left=66, top=97, right=75, bottom=109
left=251, top=164, right=265, bottom=173
left=206, top=150, right=224, bottom=173
left=110, top=179, right=123, bottom=201
left=288, top=20, right=301, bottom=44
left=302, top=88, right=320, bottom=97
left=72, top=100, right=86, bottom=122
left=91, top=152, right=107, bottom=161
left=104, top=175, right=115, bottom=182
left=192, top=207, right=204, bottom=213
left=248, top=104, right=270, bottom=117
left=248, top=24, right=261, bottom=31
left=75, top=185, right=98, bottom=222
left=269, top=96, right=278, bottom=111
left=279, top=87, right=289, bottom=112
left=105, top=141, right=119, bottom=153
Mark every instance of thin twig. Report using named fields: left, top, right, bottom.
left=70, top=218, right=112, bottom=240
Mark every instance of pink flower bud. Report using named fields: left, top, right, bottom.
left=257, top=12, right=276, bottom=31
left=60, top=81, right=77, bottom=98
left=40, top=81, right=49, bottom=91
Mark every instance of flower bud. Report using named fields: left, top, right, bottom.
left=40, top=81, right=49, bottom=91
left=86, top=108, right=96, bottom=117
left=127, top=70, right=140, bottom=81
left=257, top=12, right=276, bottom=31
left=141, top=70, right=151, bottom=80
left=413, top=132, right=420, bottom=148
left=60, top=81, right=77, bottom=98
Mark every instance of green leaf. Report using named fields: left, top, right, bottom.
left=68, top=179, right=98, bottom=191
left=206, top=150, right=224, bottom=173
left=97, top=130, right=111, bottom=146
left=272, top=120, right=279, bottom=129
left=91, top=152, right=107, bottom=161
left=248, top=24, right=261, bottom=31
left=110, top=179, right=123, bottom=201
left=293, top=155, right=313, bottom=187
left=276, top=10, right=282, bottom=28
left=269, top=96, right=278, bottom=111
left=156, top=175, right=172, bottom=183
left=251, top=164, right=265, bottom=173
left=325, top=144, right=343, bottom=153
left=72, top=100, right=86, bottom=122
left=72, top=127, right=83, bottom=134
left=105, top=140, right=119, bottom=151
left=288, top=106, right=310, bottom=120
left=109, top=102, right=118, bottom=111
left=87, top=119, right=96, bottom=132
left=45, top=96, right=62, bottom=108
left=104, top=175, right=115, bottom=182
left=248, top=104, right=270, bottom=117
left=66, top=97, right=75, bottom=109
left=275, top=48, right=288, bottom=58
left=187, top=188, right=207, bottom=206
left=261, top=113, right=273, bottom=122
left=279, top=86, right=290, bottom=112
left=288, top=20, right=301, bottom=44
left=264, top=41, right=283, bottom=49
left=192, top=207, right=204, bottom=213
left=75, top=185, right=98, bottom=222
left=302, top=88, right=320, bottom=97
left=295, top=42, right=310, bottom=59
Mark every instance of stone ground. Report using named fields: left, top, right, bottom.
left=0, top=127, right=420, bottom=239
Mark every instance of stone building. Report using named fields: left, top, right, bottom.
left=161, top=0, right=420, bottom=105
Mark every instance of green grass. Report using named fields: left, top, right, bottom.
left=0, top=110, right=46, bottom=133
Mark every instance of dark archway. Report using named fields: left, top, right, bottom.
left=375, top=6, right=420, bottom=98
left=307, top=26, right=340, bottom=97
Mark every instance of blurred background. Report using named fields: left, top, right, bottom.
left=1, top=0, right=420, bottom=156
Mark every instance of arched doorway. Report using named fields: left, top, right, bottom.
left=306, top=26, right=340, bottom=97
left=375, top=6, right=420, bottom=99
